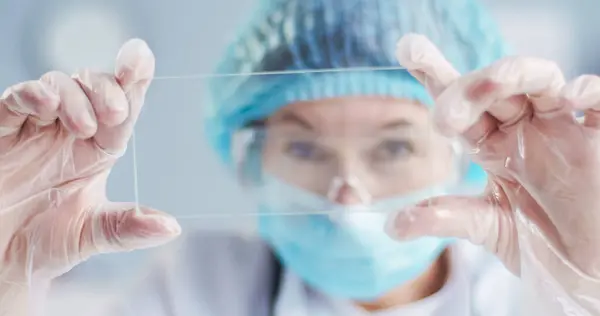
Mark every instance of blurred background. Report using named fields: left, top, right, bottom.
left=1, top=0, right=597, bottom=85
left=1, top=0, right=598, bottom=302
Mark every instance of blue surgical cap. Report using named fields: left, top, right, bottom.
left=205, top=0, right=510, bottom=185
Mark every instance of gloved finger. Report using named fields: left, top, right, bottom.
left=79, top=202, right=181, bottom=259
left=396, top=34, right=460, bottom=98
left=384, top=194, right=520, bottom=274
left=436, top=57, right=565, bottom=136
left=470, top=57, right=565, bottom=123
left=73, top=70, right=129, bottom=128
left=93, top=39, right=155, bottom=154
left=396, top=33, right=460, bottom=97
left=40, top=71, right=99, bottom=139
left=560, top=74, right=600, bottom=129
left=0, top=81, right=60, bottom=138
left=396, top=34, right=498, bottom=142
left=463, top=78, right=529, bottom=128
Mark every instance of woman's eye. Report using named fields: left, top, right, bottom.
left=373, top=139, right=414, bottom=160
left=285, top=141, right=325, bottom=161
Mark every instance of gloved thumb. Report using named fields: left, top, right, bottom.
left=114, top=38, right=155, bottom=93
left=385, top=195, right=519, bottom=273
left=79, top=202, right=181, bottom=258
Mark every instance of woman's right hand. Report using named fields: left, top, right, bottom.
left=0, top=39, right=181, bottom=314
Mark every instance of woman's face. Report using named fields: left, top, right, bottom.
left=261, top=96, right=456, bottom=203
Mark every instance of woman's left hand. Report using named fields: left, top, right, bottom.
left=388, top=34, right=600, bottom=315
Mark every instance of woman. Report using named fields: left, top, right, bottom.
left=197, top=0, right=516, bottom=314
left=1, top=0, right=599, bottom=315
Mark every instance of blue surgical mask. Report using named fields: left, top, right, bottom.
left=257, top=174, right=452, bottom=301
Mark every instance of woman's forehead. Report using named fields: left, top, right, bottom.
left=267, top=96, right=431, bottom=133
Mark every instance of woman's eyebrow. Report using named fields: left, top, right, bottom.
left=278, top=113, right=315, bottom=130
left=379, top=119, right=412, bottom=130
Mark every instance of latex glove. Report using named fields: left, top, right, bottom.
left=389, top=34, right=600, bottom=315
left=0, top=39, right=181, bottom=316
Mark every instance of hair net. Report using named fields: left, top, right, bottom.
left=204, top=0, right=510, bottom=185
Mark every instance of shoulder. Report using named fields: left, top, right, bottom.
left=147, top=231, right=276, bottom=315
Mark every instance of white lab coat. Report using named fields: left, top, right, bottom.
left=47, top=231, right=522, bottom=316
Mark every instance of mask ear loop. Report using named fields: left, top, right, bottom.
left=236, top=127, right=266, bottom=187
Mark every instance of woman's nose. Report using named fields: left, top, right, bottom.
left=327, top=176, right=372, bottom=206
